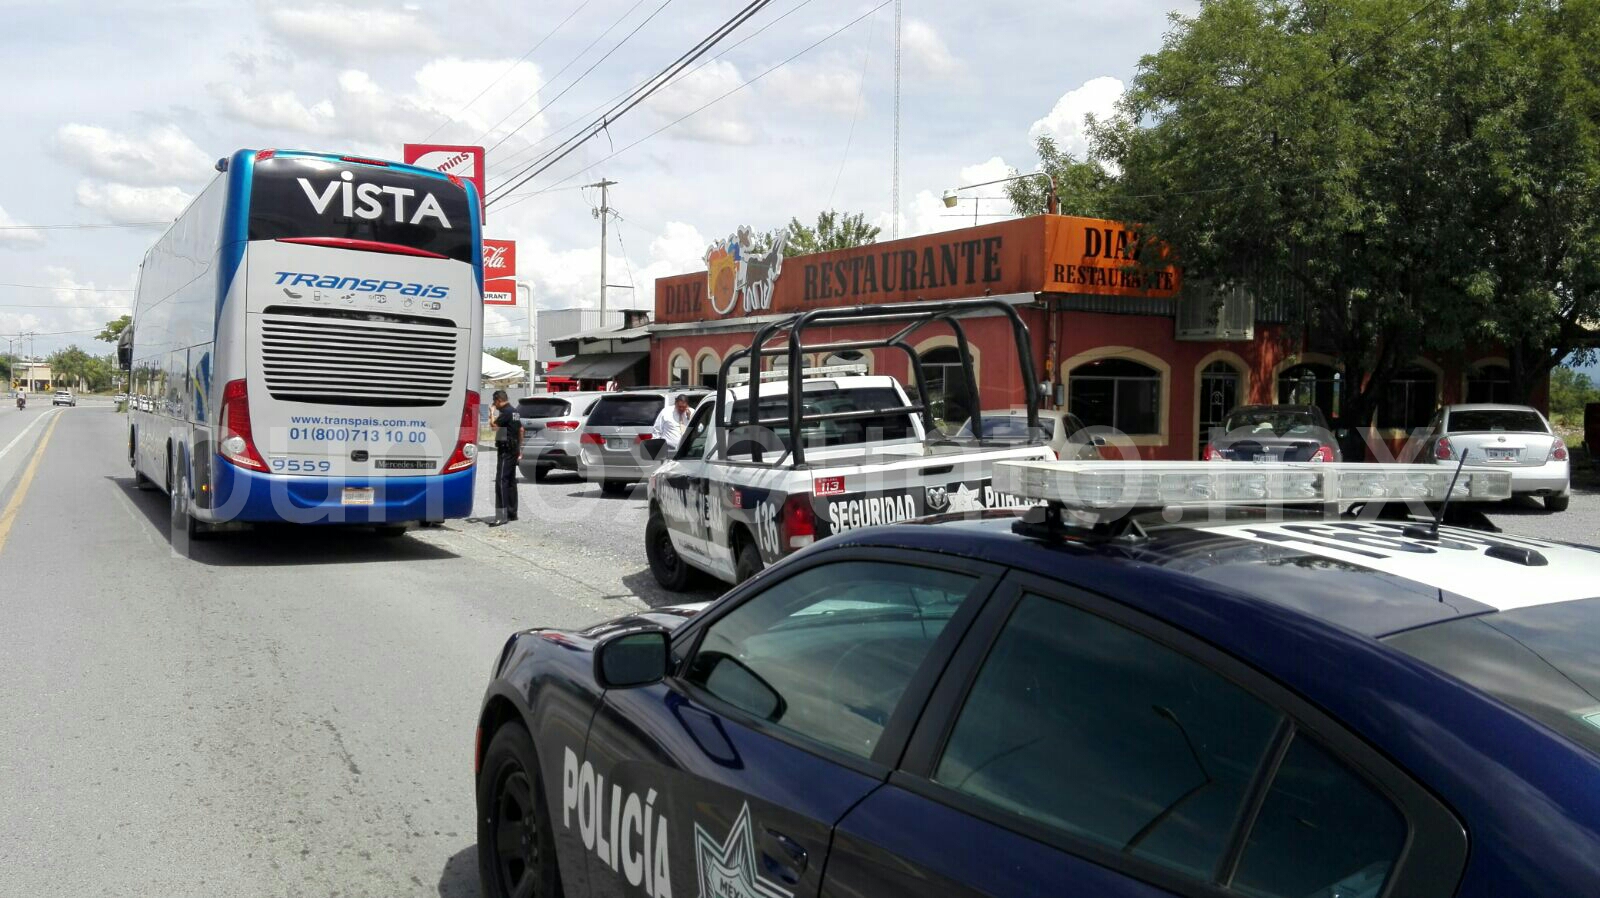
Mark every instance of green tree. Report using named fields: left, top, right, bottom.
left=1089, top=0, right=1600, bottom=423
left=1550, top=366, right=1600, bottom=420
left=782, top=211, right=881, bottom=257
left=97, top=314, right=131, bottom=344
left=485, top=346, right=521, bottom=366
left=1005, top=135, right=1113, bottom=217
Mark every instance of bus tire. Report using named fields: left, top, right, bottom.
left=169, top=470, right=211, bottom=546
left=733, top=531, right=763, bottom=584
left=375, top=525, right=408, bottom=538
left=647, top=513, right=693, bottom=591
left=134, top=468, right=156, bottom=490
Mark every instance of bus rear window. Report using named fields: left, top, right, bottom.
left=248, top=156, right=473, bottom=263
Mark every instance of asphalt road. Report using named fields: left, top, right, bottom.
left=0, top=403, right=676, bottom=898
left=0, top=401, right=1592, bottom=897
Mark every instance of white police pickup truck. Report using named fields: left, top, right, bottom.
left=644, top=297, right=1056, bottom=589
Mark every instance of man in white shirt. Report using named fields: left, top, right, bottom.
left=652, top=394, right=692, bottom=453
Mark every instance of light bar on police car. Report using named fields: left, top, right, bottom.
left=991, top=461, right=1514, bottom=510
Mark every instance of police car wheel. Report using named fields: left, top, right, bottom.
left=646, top=513, right=693, bottom=591
left=734, top=535, right=763, bottom=584
left=478, top=724, right=561, bottom=898
left=1545, top=494, right=1570, bottom=512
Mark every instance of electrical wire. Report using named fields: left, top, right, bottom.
left=423, top=0, right=596, bottom=142
left=483, top=0, right=669, bottom=156
left=496, top=0, right=892, bottom=210
left=487, top=0, right=815, bottom=180
left=488, top=0, right=781, bottom=204
left=827, top=7, right=878, bottom=209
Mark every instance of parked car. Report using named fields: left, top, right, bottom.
left=1203, top=404, right=1340, bottom=462
left=578, top=388, right=708, bottom=495
left=516, top=391, right=607, bottom=482
left=953, top=408, right=1100, bottom=460
left=1414, top=403, right=1571, bottom=510
left=52, top=389, right=75, bottom=407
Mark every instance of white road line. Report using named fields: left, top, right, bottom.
left=0, top=408, right=59, bottom=466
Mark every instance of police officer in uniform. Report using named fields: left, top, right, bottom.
left=488, top=390, right=522, bottom=526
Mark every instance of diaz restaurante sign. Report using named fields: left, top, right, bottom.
left=655, top=215, right=1180, bottom=325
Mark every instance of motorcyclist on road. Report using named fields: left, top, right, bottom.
left=13, top=388, right=24, bottom=410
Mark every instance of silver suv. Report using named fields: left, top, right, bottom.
left=517, top=391, right=607, bottom=482
left=52, top=389, right=75, bottom=407
left=577, top=389, right=707, bottom=495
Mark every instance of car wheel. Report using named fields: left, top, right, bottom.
left=531, top=466, right=550, bottom=483
left=1545, top=494, right=1570, bottom=512
left=734, top=533, right=763, bottom=584
left=477, top=724, right=562, bottom=898
left=600, top=480, right=629, bottom=496
left=646, top=513, right=693, bottom=590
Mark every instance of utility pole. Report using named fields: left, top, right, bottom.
left=891, top=0, right=901, bottom=239
left=587, top=178, right=617, bottom=318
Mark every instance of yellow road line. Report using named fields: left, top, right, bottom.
left=0, top=410, right=63, bottom=557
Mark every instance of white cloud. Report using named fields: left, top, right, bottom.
left=211, top=83, right=337, bottom=134
left=648, top=62, right=755, bottom=145
left=262, top=4, right=441, bottom=56
left=874, top=157, right=1021, bottom=238
left=1029, top=76, right=1124, bottom=158
left=765, top=58, right=864, bottom=116
left=54, top=124, right=213, bottom=186
left=74, top=181, right=191, bottom=225
left=0, top=204, right=44, bottom=246
left=904, top=19, right=960, bottom=78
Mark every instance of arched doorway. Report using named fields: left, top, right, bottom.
left=1466, top=362, right=1512, bottom=404
left=1277, top=363, right=1341, bottom=423
left=668, top=351, right=691, bottom=387
left=697, top=351, right=720, bottom=388
left=1378, top=365, right=1439, bottom=432
left=1197, top=360, right=1242, bottom=456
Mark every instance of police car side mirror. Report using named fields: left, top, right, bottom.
left=595, top=629, right=671, bottom=689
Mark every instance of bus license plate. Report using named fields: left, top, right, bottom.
left=342, top=487, right=375, bottom=506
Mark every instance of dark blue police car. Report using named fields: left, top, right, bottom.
left=475, top=462, right=1600, bottom=898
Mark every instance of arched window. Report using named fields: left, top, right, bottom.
left=920, top=346, right=973, bottom=428
left=1377, top=366, right=1438, bottom=430
left=1466, top=363, right=1512, bottom=404
left=697, top=352, right=720, bottom=388
left=668, top=351, right=690, bottom=387
left=1277, top=363, right=1341, bottom=421
left=1070, top=358, right=1161, bottom=435
left=1198, top=360, right=1242, bottom=455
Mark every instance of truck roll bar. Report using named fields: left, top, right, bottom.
left=713, top=297, right=1040, bottom=467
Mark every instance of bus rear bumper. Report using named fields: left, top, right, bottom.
left=204, top=458, right=476, bottom=524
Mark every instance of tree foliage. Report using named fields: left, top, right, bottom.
left=1087, top=0, right=1600, bottom=419
left=48, top=345, right=117, bottom=391
left=1550, top=366, right=1600, bottom=420
left=1005, top=135, right=1113, bottom=217
left=485, top=346, right=521, bottom=366
left=97, top=315, right=131, bottom=344
left=782, top=211, right=881, bottom=257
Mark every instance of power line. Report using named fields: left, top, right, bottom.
left=0, top=282, right=134, bottom=292
left=481, top=0, right=663, bottom=155
left=423, top=0, right=596, bottom=142
left=487, top=0, right=816, bottom=181
left=0, top=221, right=166, bottom=231
left=496, top=0, right=893, bottom=210
left=828, top=7, right=878, bottom=210
left=488, top=0, right=782, bottom=205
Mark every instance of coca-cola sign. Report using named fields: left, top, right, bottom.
left=483, top=238, right=516, bottom=279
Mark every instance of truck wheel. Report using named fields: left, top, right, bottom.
left=600, top=480, right=629, bottom=496
left=1545, top=494, right=1570, bottom=512
left=477, top=723, right=562, bottom=898
left=734, top=534, right=763, bottom=584
left=647, top=513, right=693, bottom=591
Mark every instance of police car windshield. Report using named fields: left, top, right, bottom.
left=1385, top=597, right=1600, bottom=757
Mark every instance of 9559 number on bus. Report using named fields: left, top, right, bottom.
left=270, top=457, right=333, bottom=473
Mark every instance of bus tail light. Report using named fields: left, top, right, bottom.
left=255, top=149, right=276, bottom=162
left=445, top=391, right=481, bottom=472
left=544, top=420, right=579, bottom=431
left=781, top=493, right=816, bottom=549
left=219, top=379, right=269, bottom=471
left=340, top=155, right=389, bottom=167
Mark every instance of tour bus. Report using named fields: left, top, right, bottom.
left=124, top=148, right=484, bottom=540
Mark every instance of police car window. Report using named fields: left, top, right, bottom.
left=685, top=561, right=982, bottom=760
left=1231, top=734, right=1405, bottom=898
left=729, top=387, right=916, bottom=450
left=679, top=405, right=713, bottom=458
left=934, top=594, right=1283, bottom=880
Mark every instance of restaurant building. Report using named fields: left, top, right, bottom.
left=649, top=216, right=1524, bottom=460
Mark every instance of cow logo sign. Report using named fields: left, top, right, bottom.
left=694, top=803, right=792, bottom=898
left=705, top=226, right=787, bottom=317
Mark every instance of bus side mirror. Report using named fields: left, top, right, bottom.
left=116, top=329, right=133, bottom=370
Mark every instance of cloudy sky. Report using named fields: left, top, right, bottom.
left=0, top=0, right=1196, bottom=357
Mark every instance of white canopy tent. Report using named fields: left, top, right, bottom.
left=481, top=352, right=526, bottom=388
